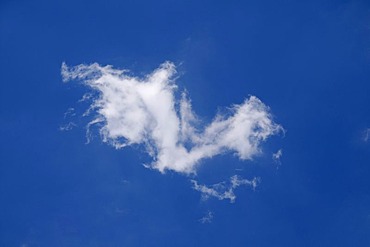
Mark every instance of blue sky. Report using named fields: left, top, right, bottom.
left=1, top=0, right=370, bottom=246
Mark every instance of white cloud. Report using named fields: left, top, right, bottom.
left=199, top=211, right=214, bottom=224
left=272, top=149, right=283, bottom=162
left=191, top=175, right=260, bottom=203
left=59, top=122, right=77, bottom=131
left=63, top=107, right=76, bottom=119
left=62, top=61, right=282, bottom=174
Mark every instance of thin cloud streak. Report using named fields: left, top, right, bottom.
left=199, top=211, right=214, bottom=224
left=272, top=149, right=283, bottom=163
left=191, top=175, right=260, bottom=203
left=363, top=128, right=370, bottom=142
left=62, top=61, right=282, bottom=174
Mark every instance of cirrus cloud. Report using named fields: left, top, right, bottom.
left=191, top=175, right=260, bottom=203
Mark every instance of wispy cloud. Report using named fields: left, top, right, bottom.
left=191, top=175, right=260, bottom=203
left=272, top=149, right=283, bottom=163
left=61, top=61, right=282, bottom=174
left=199, top=211, right=214, bottom=224
left=63, top=107, right=76, bottom=119
left=363, top=128, right=370, bottom=142
left=59, top=122, right=77, bottom=131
